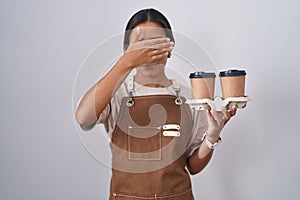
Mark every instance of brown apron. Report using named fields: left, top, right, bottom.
left=109, top=80, right=194, bottom=200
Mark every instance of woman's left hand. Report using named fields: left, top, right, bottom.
left=206, top=106, right=237, bottom=142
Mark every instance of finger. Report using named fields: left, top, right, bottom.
left=221, top=107, right=231, bottom=124
left=127, top=42, right=146, bottom=51
left=144, top=38, right=174, bottom=49
left=153, top=41, right=174, bottom=50
left=147, top=37, right=171, bottom=45
left=230, top=106, right=237, bottom=116
left=206, top=109, right=217, bottom=126
left=149, top=52, right=169, bottom=63
left=130, top=42, right=172, bottom=55
left=126, top=39, right=160, bottom=51
left=136, top=37, right=171, bottom=49
left=210, top=109, right=224, bottom=127
left=150, top=46, right=174, bottom=56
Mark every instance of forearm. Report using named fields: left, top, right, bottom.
left=76, top=58, right=132, bottom=129
left=187, top=142, right=214, bottom=175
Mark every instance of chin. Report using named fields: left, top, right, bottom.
left=138, top=64, right=165, bottom=77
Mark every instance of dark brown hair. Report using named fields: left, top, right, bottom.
left=123, top=8, right=175, bottom=52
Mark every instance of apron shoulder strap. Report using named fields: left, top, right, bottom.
left=125, top=76, right=183, bottom=105
left=171, top=79, right=183, bottom=105
left=171, top=79, right=181, bottom=93
left=125, top=76, right=135, bottom=107
left=126, top=76, right=181, bottom=94
left=127, top=76, right=134, bottom=95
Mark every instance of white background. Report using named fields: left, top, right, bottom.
left=1, top=0, right=300, bottom=199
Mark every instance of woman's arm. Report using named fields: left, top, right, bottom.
left=187, top=142, right=214, bottom=175
left=75, top=38, right=173, bottom=130
left=187, top=107, right=237, bottom=175
left=75, top=58, right=132, bottom=130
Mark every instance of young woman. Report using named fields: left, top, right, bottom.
left=76, top=8, right=237, bottom=200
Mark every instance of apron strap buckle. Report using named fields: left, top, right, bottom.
left=175, top=97, right=183, bottom=105
left=126, top=97, right=135, bottom=107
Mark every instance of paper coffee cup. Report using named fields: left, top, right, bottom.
left=219, top=69, right=247, bottom=99
left=189, top=72, right=216, bottom=99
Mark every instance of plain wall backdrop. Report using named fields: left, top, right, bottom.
left=1, top=0, right=300, bottom=199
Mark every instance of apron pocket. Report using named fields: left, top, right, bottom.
left=128, top=125, right=162, bottom=161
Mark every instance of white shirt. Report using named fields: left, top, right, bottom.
left=97, top=79, right=208, bottom=157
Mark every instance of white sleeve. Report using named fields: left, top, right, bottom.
left=187, top=110, right=209, bottom=157
left=96, top=103, right=111, bottom=129
left=96, top=84, right=126, bottom=138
